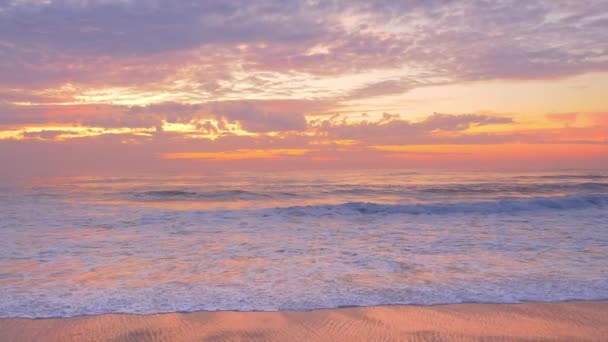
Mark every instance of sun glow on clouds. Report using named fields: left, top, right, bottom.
left=1, top=0, right=608, bottom=175
left=28, top=63, right=432, bottom=108
left=74, top=87, right=183, bottom=106
left=0, top=119, right=256, bottom=141
left=0, top=126, right=155, bottom=141
left=161, top=121, right=254, bottom=139
left=163, top=149, right=310, bottom=161
left=372, top=144, right=608, bottom=161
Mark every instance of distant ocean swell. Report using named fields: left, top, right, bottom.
left=64, top=173, right=608, bottom=184
left=130, top=190, right=297, bottom=201
left=123, top=193, right=608, bottom=214
left=122, top=182, right=608, bottom=202
left=275, top=194, right=608, bottom=215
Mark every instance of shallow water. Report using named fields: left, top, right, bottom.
left=1, top=170, right=607, bottom=318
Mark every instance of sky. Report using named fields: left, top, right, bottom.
left=1, top=0, right=607, bottom=177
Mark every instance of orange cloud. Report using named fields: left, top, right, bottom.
left=372, top=143, right=608, bottom=161
left=163, top=149, right=310, bottom=161
left=546, top=113, right=578, bottom=126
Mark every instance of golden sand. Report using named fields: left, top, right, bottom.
left=1, top=301, right=606, bottom=341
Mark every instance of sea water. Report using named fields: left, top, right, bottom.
left=1, top=170, right=607, bottom=318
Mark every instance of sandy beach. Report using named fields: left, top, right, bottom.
left=1, top=301, right=607, bottom=341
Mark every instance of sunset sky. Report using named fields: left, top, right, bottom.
left=1, top=0, right=607, bottom=177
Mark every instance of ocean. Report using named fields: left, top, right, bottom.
left=1, top=170, right=607, bottom=318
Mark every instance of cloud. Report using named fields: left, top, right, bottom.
left=0, top=1, right=331, bottom=55
left=418, top=113, right=514, bottom=131
left=344, top=78, right=425, bottom=99
left=1, top=0, right=607, bottom=97
left=312, top=112, right=515, bottom=144
left=1, top=1, right=607, bottom=177
left=546, top=112, right=579, bottom=126
left=4, top=102, right=606, bottom=149
left=135, top=100, right=313, bottom=132
left=163, top=149, right=309, bottom=160
left=590, top=112, right=608, bottom=127
left=0, top=99, right=320, bottom=135
left=208, top=102, right=307, bottom=132
left=2, top=127, right=607, bottom=179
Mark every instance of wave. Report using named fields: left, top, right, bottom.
left=71, top=178, right=138, bottom=184
left=517, top=174, right=608, bottom=180
left=277, top=194, right=608, bottom=215
left=130, top=189, right=296, bottom=201
left=141, top=190, right=198, bottom=197
left=417, top=182, right=608, bottom=194
left=315, top=182, right=608, bottom=196
left=122, top=182, right=608, bottom=203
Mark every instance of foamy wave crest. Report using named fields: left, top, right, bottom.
left=278, top=194, right=608, bottom=215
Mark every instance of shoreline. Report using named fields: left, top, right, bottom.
left=1, top=301, right=607, bottom=341
left=4, top=298, right=608, bottom=320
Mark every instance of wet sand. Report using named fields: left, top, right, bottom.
left=1, top=301, right=607, bottom=341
